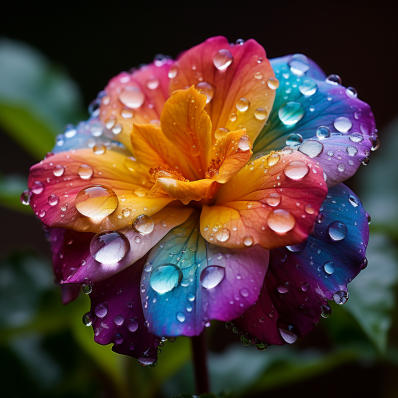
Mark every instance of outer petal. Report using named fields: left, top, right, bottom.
left=170, top=37, right=275, bottom=143
left=140, top=212, right=268, bottom=337
left=89, top=255, right=160, bottom=362
left=233, top=183, right=369, bottom=345
left=62, top=207, right=193, bottom=284
left=28, top=148, right=173, bottom=232
left=200, top=150, right=327, bottom=249
left=253, top=54, right=377, bottom=187
left=99, top=61, right=173, bottom=154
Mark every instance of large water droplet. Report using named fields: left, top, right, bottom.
left=267, top=77, right=279, bottom=90
left=78, top=164, right=94, bottom=180
left=333, top=290, right=349, bottom=305
left=279, top=327, right=297, bottom=344
left=213, top=49, right=233, bottom=70
left=90, top=231, right=130, bottom=264
left=200, top=265, right=225, bottom=289
left=288, top=54, right=310, bottom=76
left=277, top=283, right=289, bottom=293
left=286, top=240, right=307, bottom=252
left=284, top=161, right=309, bottom=180
left=286, top=133, right=303, bottom=147
left=93, top=144, right=106, bottom=155
left=238, top=136, right=251, bottom=151
left=128, top=318, right=139, bottom=332
left=299, top=79, right=317, bottom=96
left=346, top=146, right=358, bottom=156
left=94, top=303, right=108, bottom=318
left=82, top=312, right=94, bottom=326
left=346, top=87, right=358, bottom=98
left=323, top=261, right=335, bottom=275
left=348, top=195, right=359, bottom=207
left=133, top=215, right=154, bottom=235
left=53, top=165, right=65, bottom=177
left=20, top=190, right=31, bottom=205
left=334, top=117, right=352, bottom=133
left=299, top=140, right=324, bottom=158
left=215, top=228, right=230, bottom=242
left=119, top=86, right=145, bottom=108
left=48, top=194, right=59, bottom=206
left=325, top=74, right=341, bottom=85
left=328, top=221, right=348, bottom=241
left=254, top=108, right=268, bottom=120
left=31, top=181, right=44, bottom=194
left=197, top=82, right=215, bottom=104
left=75, top=185, right=118, bottom=218
left=243, top=235, right=253, bottom=246
left=115, top=333, right=124, bottom=344
left=265, top=192, right=281, bottom=207
left=114, top=315, right=124, bottom=326
left=349, top=133, right=363, bottom=143
left=316, top=126, right=331, bottom=140
left=236, top=98, right=250, bottom=112
left=176, top=312, right=185, bottom=322
left=321, top=304, right=332, bottom=318
left=215, top=127, right=229, bottom=140
left=267, top=209, right=296, bottom=233
left=278, top=102, right=305, bottom=125
left=150, top=264, right=183, bottom=294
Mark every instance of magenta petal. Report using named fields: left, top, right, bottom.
left=140, top=212, right=268, bottom=337
left=233, top=183, right=369, bottom=345
left=89, top=255, right=160, bottom=361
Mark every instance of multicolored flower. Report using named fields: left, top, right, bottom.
left=25, top=37, right=377, bottom=365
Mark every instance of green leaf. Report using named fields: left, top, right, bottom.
left=0, top=37, right=85, bottom=159
left=0, top=173, right=29, bottom=212
left=343, top=232, right=398, bottom=352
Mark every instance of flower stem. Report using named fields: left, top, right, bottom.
left=191, top=331, right=210, bottom=394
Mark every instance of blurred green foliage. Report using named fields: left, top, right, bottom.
left=0, top=38, right=397, bottom=398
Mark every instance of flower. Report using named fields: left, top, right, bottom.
left=26, top=37, right=376, bottom=365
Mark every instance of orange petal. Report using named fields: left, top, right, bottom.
left=28, top=148, right=174, bottom=232
left=200, top=150, right=327, bottom=249
left=160, top=86, right=213, bottom=179
left=99, top=62, right=173, bottom=154
left=207, top=129, right=252, bottom=184
left=169, top=36, right=275, bottom=143
left=152, top=178, right=216, bottom=205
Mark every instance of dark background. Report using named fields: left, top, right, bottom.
left=1, top=2, right=397, bottom=398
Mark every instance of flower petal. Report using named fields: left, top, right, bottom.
left=253, top=54, right=377, bottom=187
left=99, top=61, right=173, bottom=154
left=89, top=255, right=160, bottom=362
left=28, top=148, right=173, bottom=232
left=170, top=36, right=275, bottom=142
left=140, top=212, right=268, bottom=337
left=200, top=150, right=327, bottom=249
left=232, top=183, right=369, bottom=345
left=61, top=207, right=193, bottom=284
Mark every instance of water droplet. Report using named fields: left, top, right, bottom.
left=288, top=54, right=310, bottom=76
left=236, top=98, right=250, bottom=112
left=321, top=304, right=332, bottom=318
left=114, top=315, right=124, bottom=326
left=316, top=126, right=331, bottom=140
left=176, top=312, right=185, bottom=322
left=38, top=210, right=46, bottom=218
left=284, top=161, right=309, bottom=180
left=254, top=71, right=262, bottom=79
left=254, top=108, right=268, bottom=120
left=114, top=333, right=124, bottom=344
left=48, top=194, right=59, bottom=206
left=333, top=290, right=349, bottom=305
left=349, top=133, right=363, bottom=143
left=215, top=228, right=230, bottom=242
left=304, top=205, right=314, bottom=214
left=133, top=215, right=154, bottom=235
left=197, top=82, right=215, bottom=103
left=150, top=264, right=183, bottom=293
left=53, top=165, right=65, bottom=177
left=105, top=116, right=116, bottom=129
left=371, top=138, right=380, bottom=151
left=361, top=258, right=368, bottom=270
left=93, top=144, right=106, bottom=155
left=267, top=209, right=296, bottom=233
left=82, top=284, right=92, bottom=294
left=348, top=195, right=359, bottom=207
left=213, top=49, right=233, bottom=70
left=337, top=163, right=346, bottom=172
left=299, top=140, right=324, bottom=158
left=238, top=136, right=251, bottom=151
left=267, top=77, right=280, bottom=90
left=146, top=78, right=159, bottom=90
left=325, top=74, right=341, bottom=85
left=286, top=133, right=303, bottom=147
left=128, top=318, right=139, bottom=332
left=90, top=123, right=103, bottom=137
left=346, top=146, right=358, bottom=156
left=243, top=235, right=254, bottom=246
left=78, top=164, right=94, bottom=180
left=323, top=261, right=335, bottom=275
left=256, top=342, right=268, bottom=351
left=82, top=312, right=93, bottom=326
left=112, top=124, right=122, bottom=135
left=64, top=125, right=77, bottom=138
left=286, top=241, right=306, bottom=252
left=121, top=108, right=134, bottom=118
left=215, top=127, right=230, bottom=140
left=90, top=231, right=130, bottom=264
left=278, top=102, right=305, bottom=125
left=229, top=112, right=237, bottom=122
left=328, top=221, right=348, bottom=241
left=20, top=190, right=31, bottom=205
left=346, top=87, right=358, bottom=98
left=187, top=293, right=195, bottom=302
left=299, top=79, right=317, bottom=96
left=279, top=327, right=297, bottom=344
left=119, top=86, right=145, bottom=108
left=240, top=288, right=249, bottom=298
left=200, top=265, right=225, bottom=289
left=31, top=181, right=44, bottom=195
left=75, top=185, right=118, bottom=217
left=265, top=192, right=281, bottom=207
left=334, top=117, right=352, bottom=133
left=94, top=303, right=108, bottom=318
left=277, top=283, right=289, bottom=293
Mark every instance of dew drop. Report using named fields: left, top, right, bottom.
left=267, top=209, right=296, bottom=233
left=119, top=86, right=145, bottom=108
left=279, top=327, right=297, bottom=344
left=90, top=231, right=130, bottom=264
left=112, top=124, right=122, bottom=135
left=316, top=126, right=331, bottom=140
left=325, top=74, right=341, bottom=85
left=346, top=87, right=358, bottom=98
left=146, top=78, right=159, bottom=90
left=215, top=127, right=229, bottom=140
left=133, top=215, right=154, bottom=235
left=168, top=64, right=179, bottom=79
left=75, top=185, right=118, bottom=217
left=77, top=164, right=94, bottom=180
left=265, top=192, right=281, bottom=207
left=82, top=312, right=93, bottom=326
left=48, top=194, right=59, bottom=206
left=286, top=241, right=306, bottom=252
left=299, top=140, right=324, bottom=158
left=267, top=77, right=280, bottom=90
left=349, top=133, right=363, bottom=143
left=150, top=264, right=183, bottom=293
left=215, top=228, right=230, bottom=242
left=31, top=181, right=44, bottom=195
left=197, top=82, right=215, bottom=103
left=277, top=283, right=289, bottom=293
left=286, top=133, right=303, bottom=147
left=288, top=54, right=310, bottom=76
left=236, top=98, right=250, bottom=112
left=20, top=190, right=31, bottom=205
left=114, top=315, right=124, bottom=326
left=348, top=195, right=359, bottom=207
left=200, top=265, right=225, bottom=289
left=284, top=161, right=309, bottom=180
left=94, top=303, right=108, bottom=318
left=115, top=333, right=124, bottom=344
left=328, top=221, right=348, bottom=241
left=346, top=146, right=358, bottom=156
left=93, top=144, right=106, bottom=155
left=321, top=304, right=332, bottom=318
left=323, top=261, right=335, bottom=275
left=176, top=312, right=185, bottom=322
left=105, top=116, right=116, bottom=129
left=213, top=49, right=233, bottom=70
left=334, top=117, right=352, bottom=133
left=299, top=79, right=317, bottom=96
left=53, top=165, right=65, bottom=177
left=128, top=318, right=139, bottom=332
left=278, top=102, right=305, bottom=125
left=243, top=235, right=253, bottom=246
left=304, top=205, right=314, bottom=214
left=238, top=136, right=251, bottom=151
left=254, top=108, right=268, bottom=120
left=333, top=290, right=349, bottom=305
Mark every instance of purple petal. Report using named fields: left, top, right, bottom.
left=89, top=255, right=160, bottom=362
left=140, top=212, right=268, bottom=337
left=254, top=54, right=377, bottom=187
left=233, top=183, right=369, bottom=345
